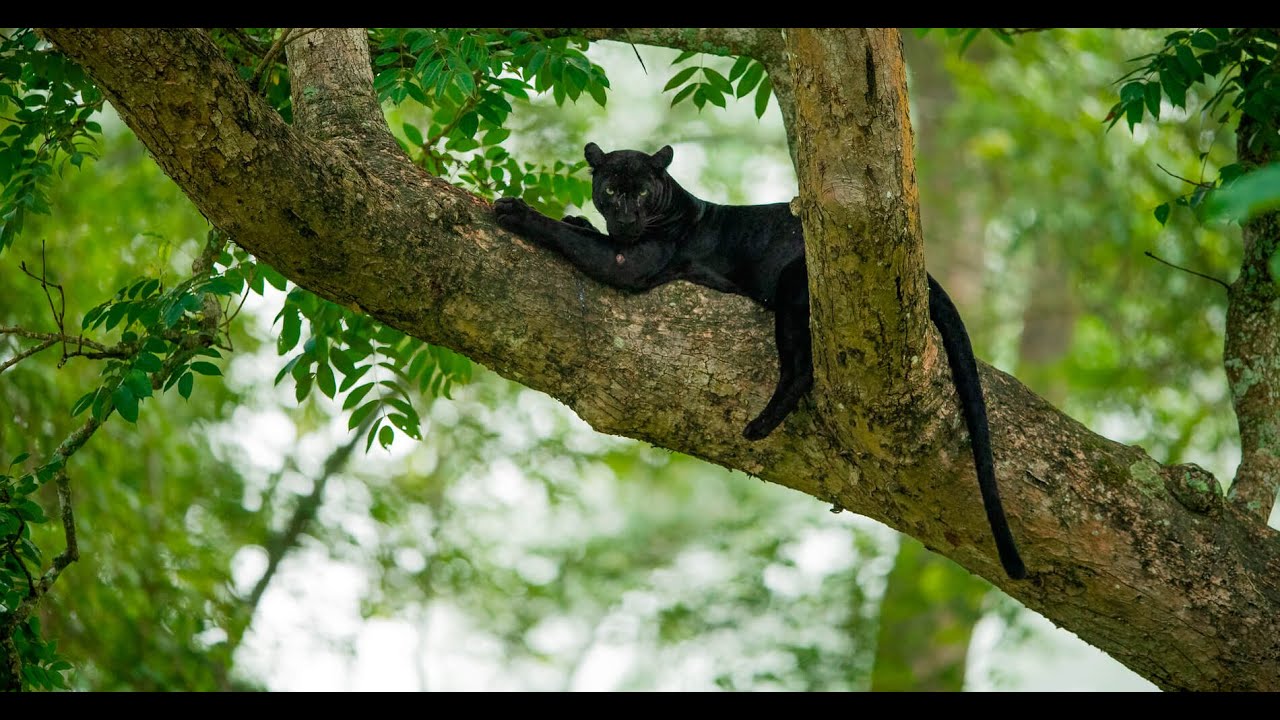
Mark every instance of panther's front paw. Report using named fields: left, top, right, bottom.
left=561, top=215, right=598, bottom=231
left=494, top=197, right=536, bottom=233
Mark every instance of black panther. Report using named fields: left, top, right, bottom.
left=494, top=143, right=1026, bottom=579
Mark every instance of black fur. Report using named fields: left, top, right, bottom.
left=494, top=143, right=1026, bottom=579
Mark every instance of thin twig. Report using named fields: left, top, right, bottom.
left=0, top=338, right=57, bottom=374
left=283, top=28, right=321, bottom=48
left=223, top=268, right=255, bottom=328
left=0, top=327, right=128, bottom=367
left=18, top=241, right=68, bottom=361
left=624, top=32, right=648, bottom=75
left=1144, top=251, right=1231, bottom=291
left=1157, top=163, right=1214, bottom=189
left=250, top=28, right=294, bottom=92
left=223, top=27, right=270, bottom=56
left=0, top=327, right=110, bottom=351
left=4, top=517, right=35, bottom=598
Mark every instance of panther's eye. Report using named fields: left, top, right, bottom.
left=605, top=187, right=615, bottom=196
left=639, top=188, right=649, bottom=197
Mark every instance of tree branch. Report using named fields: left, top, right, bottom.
left=39, top=26, right=1280, bottom=691
left=0, top=337, right=57, bottom=374
left=1225, top=107, right=1280, bottom=522
left=786, top=28, right=935, bottom=456
left=286, top=27, right=401, bottom=161
left=0, top=327, right=112, bottom=352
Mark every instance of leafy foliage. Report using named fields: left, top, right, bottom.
left=0, top=29, right=104, bottom=254
left=270, top=278, right=472, bottom=453
left=1104, top=28, right=1280, bottom=224
left=663, top=51, right=773, bottom=118
left=370, top=29, right=604, bottom=215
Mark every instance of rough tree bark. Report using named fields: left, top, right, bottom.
left=37, top=27, right=1280, bottom=691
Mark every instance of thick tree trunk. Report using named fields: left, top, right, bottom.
left=39, top=27, right=1280, bottom=691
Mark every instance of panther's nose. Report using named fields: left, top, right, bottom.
left=610, top=220, right=643, bottom=239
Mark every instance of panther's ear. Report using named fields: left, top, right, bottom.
left=584, top=142, right=606, bottom=168
left=651, top=145, right=674, bottom=170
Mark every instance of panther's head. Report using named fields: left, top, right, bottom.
left=584, top=142, right=675, bottom=242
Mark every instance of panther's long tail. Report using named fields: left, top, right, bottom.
left=926, top=275, right=1027, bottom=580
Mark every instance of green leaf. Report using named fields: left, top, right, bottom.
left=526, top=47, right=548, bottom=78
left=135, top=352, right=162, bottom=372
left=1143, top=82, right=1161, bottom=120
left=754, top=77, right=773, bottom=118
left=261, top=264, right=289, bottom=291
left=388, top=412, right=421, bottom=439
left=295, top=374, right=313, bottom=403
left=458, top=111, right=478, bottom=139
left=670, top=83, right=697, bottom=107
left=670, top=50, right=697, bottom=65
left=14, top=498, right=46, bottom=523
left=1190, top=31, right=1217, bottom=50
left=91, top=386, right=111, bottom=421
left=1174, top=45, right=1201, bottom=81
left=587, top=82, right=607, bottom=107
left=343, top=382, right=375, bottom=410
left=349, top=398, right=380, bottom=430
left=177, top=371, right=194, bottom=400
left=35, top=457, right=62, bottom=484
left=728, top=55, right=751, bottom=82
left=81, top=304, right=106, bottom=330
left=402, top=122, right=424, bottom=147
left=476, top=100, right=506, bottom=126
left=338, top=363, right=371, bottom=392
left=409, top=32, right=434, bottom=54
left=663, top=66, right=698, bottom=92
left=702, top=68, right=733, bottom=94
left=162, top=298, right=187, bottom=327
left=1120, top=81, right=1144, bottom=104
left=9, top=452, right=29, bottom=467
left=483, top=127, right=510, bottom=146
left=1154, top=202, right=1171, bottom=225
left=274, top=355, right=301, bottom=386
left=316, top=362, right=337, bottom=399
left=455, top=71, right=475, bottom=97
left=737, top=62, right=764, bottom=98
left=1160, top=67, right=1187, bottom=108
left=112, top=384, right=138, bottom=423
left=279, top=305, right=301, bottom=355
left=124, top=369, right=152, bottom=399
left=189, top=361, right=221, bottom=376
left=70, top=389, right=96, bottom=417
left=378, top=425, right=395, bottom=449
